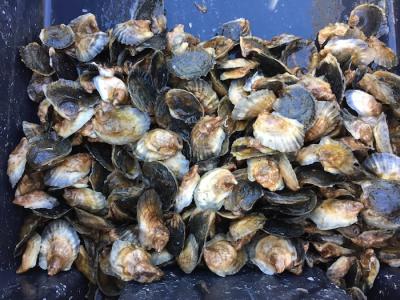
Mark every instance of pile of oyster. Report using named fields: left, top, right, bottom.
left=8, top=3, right=400, bottom=298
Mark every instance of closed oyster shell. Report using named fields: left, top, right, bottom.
left=63, top=187, right=107, bottom=213
left=16, top=233, right=42, bottom=274
left=13, top=191, right=59, bottom=210
left=20, top=42, right=54, bottom=76
left=345, top=90, right=382, bottom=117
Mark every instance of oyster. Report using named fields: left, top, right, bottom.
left=232, top=89, right=276, bottom=121
left=93, top=106, right=151, bottom=145
left=363, top=153, right=400, bottom=181
left=44, top=153, right=92, bottom=188
left=247, top=156, right=284, bottom=191
left=165, top=89, right=204, bottom=125
left=20, top=42, right=54, bottom=76
left=310, top=199, right=364, bottom=230
left=191, top=116, right=226, bottom=162
left=39, top=220, right=80, bottom=275
left=7, top=138, right=29, bottom=188
left=137, top=189, right=169, bottom=252
left=181, top=79, right=219, bottom=114
left=110, top=240, right=163, bottom=282
left=16, top=233, right=42, bottom=274
left=113, top=20, right=154, bottom=46
left=13, top=191, right=58, bottom=210
left=194, top=168, right=237, bottom=211
left=253, top=112, right=305, bottom=152
left=249, top=235, right=298, bottom=275
left=174, top=165, right=200, bottom=213
left=345, top=90, right=382, bottom=117
left=203, top=238, right=247, bottom=277
left=349, top=4, right=387, bottom=37
left=40, top=24, right=75, bottom=49
left=168, top=48, right=215, bottom=80
left=63, top=188, right=106, bottom=213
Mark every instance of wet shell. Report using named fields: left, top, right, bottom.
left=63, top=188, right=107, bottom=213
left=44, top=153, right=92, bottom=188
left=16, top=233, right=41, bottom=274
left=249, top=235, right=297, bottom=275
left=20, top=42, right=54, bottom=76
left=232, top=89, right=276, bottom=120
left=349, top=4, right=387, bottom=37
left=181, top=79, right=219, bottom=114
left=310, top=199, right=364, bottom=230
left=174, top=165, right=200, bottom=213
left=361, top=180, right=400, bottom=216
left=93, top=106, right=151, bottom=145
left=167, top=48, right=215, bottom=80
left=345, top=90, right=382, bottom=117
left=7, top=138, right=29, bottom=188
left=203, top=238, right=247, bottom=277
left=39, top=220, right=80, bottom=276
left=363, top=153, right=400, bottom=181
left=164, top=213, right=186, bottom=256
left=191, top=116, right=226, bottom=162
left=134, top=129, right=183, bottom=162
left=13, top=191, right=59, bottom=210
left=27, top=73, right=53, bottom=103
left=137, top=190, right=170, bottom=252
left=39, top=24, right=75, bottom=49
left=113, top=20, right=154, bottom=46
left=194, top=168, right=237, bottom=211
left=247, top=157, right=284, bottom=191
left=109, top=240, right=163, bottom=282
left=305, top=100, right=340, bottom=142
left=273, top=84, right=316, bottom=129
left=253, top=112, right=305, bottom=153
